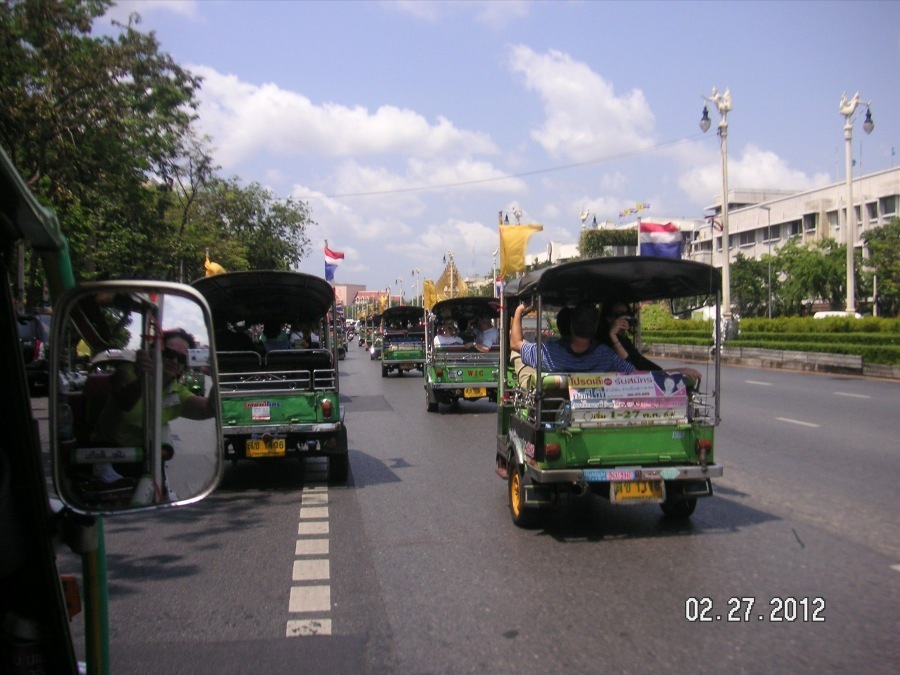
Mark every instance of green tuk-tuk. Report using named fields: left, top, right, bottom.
left=192, top=271, right=349, bottom=482
left=379, top=305, right=426, bottom=377
left=495, top=256, right=723, bottom=527
left=424, top=297, right=501, bottom=411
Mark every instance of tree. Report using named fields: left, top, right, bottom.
left=730, top=253, right=770, bottom=317
left=579, top=228, right=636, bottom=258
left=1, top=0, right=205, bottom=296
left=186, top=177, right=314, bottom=277
left=863, top=217, right=900, bottom=316
left=773, top=238, right=846, bottom=315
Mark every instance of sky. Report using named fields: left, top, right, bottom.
left=101, top=0, right=900, bottom=296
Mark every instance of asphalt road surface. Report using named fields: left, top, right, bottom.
left=42, top=346, right=900, bottom=673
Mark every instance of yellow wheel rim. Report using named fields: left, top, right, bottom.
left=510, top=471, right=521, bottom=516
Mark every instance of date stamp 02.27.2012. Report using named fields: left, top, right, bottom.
left=685, top=597, right=825, bottom=622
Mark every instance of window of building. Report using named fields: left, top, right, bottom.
left=787, top=221, right=802, bottom=238
left=739, top=231, right=755, bottom=247
left=866, top=201, right=878, bottom=224
left=880, top=195, right=896, bottom=218
left=803, top=213, right=817, bottom=234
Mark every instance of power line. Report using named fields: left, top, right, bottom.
left=292, top=133, right=709, bottom=201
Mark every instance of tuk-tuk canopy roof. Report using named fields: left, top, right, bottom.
left=191, top=271, right=335, bottom=326
left=503, top=256, right=721, bottom=305
left=430, top=296, right=501, bottom=322
left=379, top=305, right=426, bottom=326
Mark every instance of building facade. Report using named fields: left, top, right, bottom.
left=685, top=166, right=900, bottom=269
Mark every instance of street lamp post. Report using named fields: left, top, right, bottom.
left=760, top=205, right=772, bottom=319
left=701, top=86, right=733, bottom=337
left=395, top=277, right=404, bottom=305
left=411, top=268, right=420, bottom=306
left=386, top=285, right=391, bottom=308
left=491, top=249, right=499, bottom=298
left=839, top=92, right=875, bottom=315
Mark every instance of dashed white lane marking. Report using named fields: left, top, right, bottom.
left=891, top=564, right=900, bottom=573
left=293, top=559, right=330, bottom=581
left=776, top=417, right=820, bottom=428
left=289, top=585, right=331, bottom=612
left=834, top=391, right=870, bottom=399
left=287, top=485, right=332, bottom=637
left=746, top=380, right=772, bottom=386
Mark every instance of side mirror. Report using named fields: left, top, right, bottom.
left=50, top=282, right=223, bottom=514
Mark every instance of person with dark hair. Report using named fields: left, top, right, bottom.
left=261, top=321, right=291, bottom=351
left=510, top=302, right=635, bottom=373
left=89, top=328, right=216, bottom=487
left=464, top=313, right=499, bottom=352
left=599, top=301, right=703, bottom=382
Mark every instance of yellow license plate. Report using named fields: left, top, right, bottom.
left=611, top=480, right=664, bottom=504
left=463, top=387, right=487, bottom=399
left=246, top=438, right=286, bottom=458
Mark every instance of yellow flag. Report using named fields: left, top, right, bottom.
left=423, top=280, right=437, bottom=310
left=379, top=293, right=388, bottom=311
left=499, top=224, right=543, bottom=277
left=205, top=254, right=226, bottom=276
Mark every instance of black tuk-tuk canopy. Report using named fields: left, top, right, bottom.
left=430, top=296, right=501, bottom=322
left=191, top=271, right=335, bottom=326
left=503, top=256, right=721, bottom=305
left=379, top=305, right=426, bottom=329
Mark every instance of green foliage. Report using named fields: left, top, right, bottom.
left=579, top=228, right=636, bottom=258
left=863, top=217, right=900, bottom=316
left=1, top=0, right=317, bottom=302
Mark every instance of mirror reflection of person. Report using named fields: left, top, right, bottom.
left=89, top=328, right=216, bottom=491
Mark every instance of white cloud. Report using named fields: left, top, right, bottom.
left=190, top=66, right=497, bottom=167
left=508, top=46, right=656, bottom=162
left=678, top=143, right=831, bottom=206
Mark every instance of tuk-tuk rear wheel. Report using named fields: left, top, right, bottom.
left=425, top=387, right=438, bottom=412
left=508, top=461, right=537, bottom=528
left=660, top=497, right=697, bottom=519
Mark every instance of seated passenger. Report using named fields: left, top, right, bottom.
left=261, top=321, right=291, bottom=352
left=464, top=313, right=499, bottom=352
left=434, top=320, right=464, bottom=347
left=510, top=302, right=635, bottom=373
left=599, top=301, right=703, bottom=383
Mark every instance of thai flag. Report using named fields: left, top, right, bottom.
left=324, top=244, right=344, bottom=281
left=639, top=222, right=682, bottom=259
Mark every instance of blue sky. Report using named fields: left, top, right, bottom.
left=103, top=0, right=900, bottom=295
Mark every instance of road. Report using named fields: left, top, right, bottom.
left=45, top=345, right=900, bottom=673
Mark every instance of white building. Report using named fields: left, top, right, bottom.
left=685, top=166, right=900, bottom=268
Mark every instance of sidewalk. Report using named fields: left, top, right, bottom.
left=645, top=343, right=900, bottom=380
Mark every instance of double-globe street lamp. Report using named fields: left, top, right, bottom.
left=700, top=86, right=734, bottom=338
left=839, top=92, right=874, bottom=314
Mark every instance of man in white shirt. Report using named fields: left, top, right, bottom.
left=465, top=314, right=499, bottom=352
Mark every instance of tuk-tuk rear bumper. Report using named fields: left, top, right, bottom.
left=524, top=463, right=724, bottom=484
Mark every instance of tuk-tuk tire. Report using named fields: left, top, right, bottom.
left=425, top=387, right=438, bottom=412
left=660, top=497, right=697, bottom=519
left=381, top=364, right=388, bottom=377
left=508, top=460, right=539, bottom=528
left=327, top=429, right=349, bottom=483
